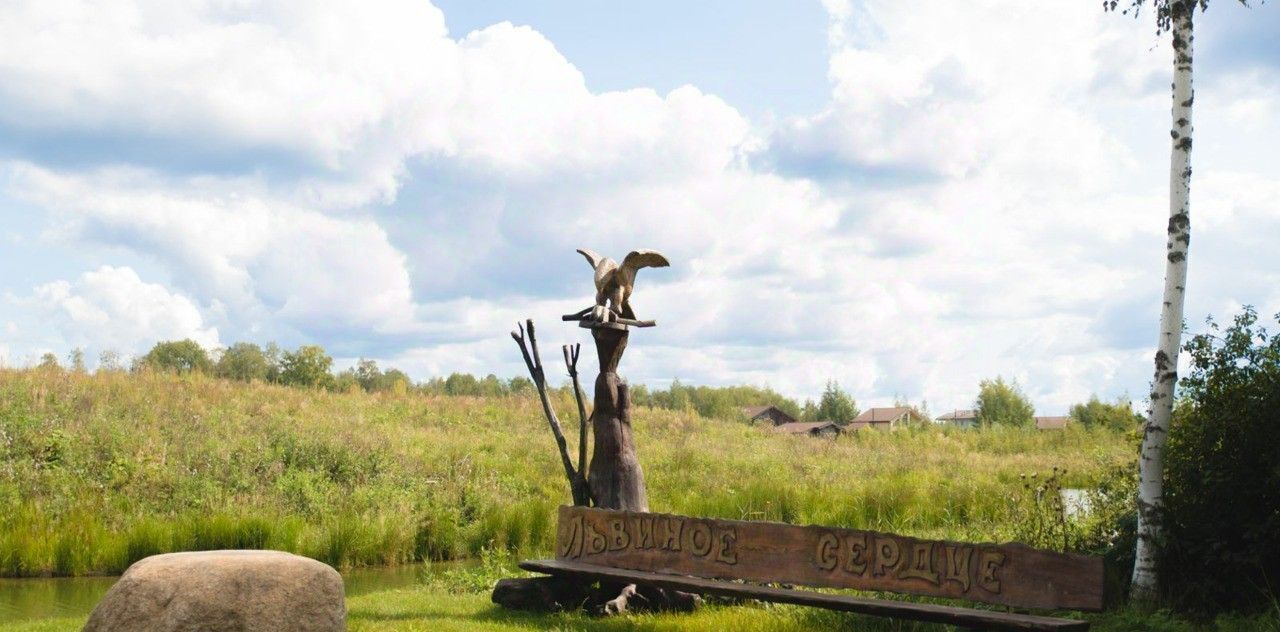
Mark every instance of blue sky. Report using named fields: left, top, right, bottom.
left=434, top=1, right=832, bottom=120
left=0, top=0, right=1277, bottom=414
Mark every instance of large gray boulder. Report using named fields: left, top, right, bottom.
left=83, top=550, right=345, bottom=632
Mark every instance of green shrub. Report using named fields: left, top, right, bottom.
left=425, top=546, right=522, bottom=594
left=975, top=376, right=1035, bottom=427
left=1070, top=396, right=1143, bottom=433
left=138, top=340, right=212, bottom=374
left=1163, top=307, right=1280, bottom=613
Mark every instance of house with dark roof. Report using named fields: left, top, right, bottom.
left=773, top=421, right=843, bottom=438
left=742, top=405, right=797, bottom=426
left=938, top=409, right=978, bottom=428
left=1035, top=416, right=1071, bottom=430
left=849, top=407, right=926, bottom=430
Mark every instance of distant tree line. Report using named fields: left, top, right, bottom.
left=34, top=339, right=801, bottom=418
left=418, top=372, right=535, bottom=397
left=35, top=339, right=415, bottom=395
left=972, top=375, right=1141, bottom=431
left=33, top=339, right=1140, bottom=429
left=629, top=379, right=802, bottom=421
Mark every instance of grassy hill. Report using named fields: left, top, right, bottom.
left=0, top=367, right=1135, bottom=578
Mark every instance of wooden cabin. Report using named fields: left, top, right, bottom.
left=937, top=409, right=978, bottom=428
left=742, top=405, right=798, bottom=426
left=850, top=407, right=925, bottom=430
left=773, top=421, right=843, bottom=438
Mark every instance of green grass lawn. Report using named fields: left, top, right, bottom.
left=3, top=585, right=1277, bottom=632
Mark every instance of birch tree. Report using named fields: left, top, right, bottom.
left=1105, top=0, right=1248, bottom=602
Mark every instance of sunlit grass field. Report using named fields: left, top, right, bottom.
left=0, top=367, right=1134, bottom=578
left=4, top=368, right=1280, bottom=630
left=5, top=589, right=1278, bottom=632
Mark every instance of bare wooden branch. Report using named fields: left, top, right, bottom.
left=561, top=309, right=656, bottom=328
left=512, top=319, right=589, bottom=506
left=561, top=307, right=592, bottom=321
left=526, top=319, right=547, bottom=371
left=511, top=323, right=536, bottom=377
left=564, top=343, right=590, bottom=486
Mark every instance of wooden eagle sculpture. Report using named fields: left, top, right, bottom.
left=575, top=248, right=670, bottom=323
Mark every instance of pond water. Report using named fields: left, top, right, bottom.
left=1061, top=488, right=1092, bottom=519
left=0, top=561, right=472, bottom=625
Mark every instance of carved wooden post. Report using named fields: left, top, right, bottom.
left=493, top=248, right=693, bottom=615
left=586, top=323, right=648, bottom=512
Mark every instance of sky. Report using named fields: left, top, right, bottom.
left=0, top=0, right=1277, bottom=414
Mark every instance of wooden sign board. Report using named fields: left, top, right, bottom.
left=555, top=505, right=1104, bottom=611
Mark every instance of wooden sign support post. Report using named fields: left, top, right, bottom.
left=586, top=323, right=647, bottom=513
left=493, top=249, right=690, bottom=615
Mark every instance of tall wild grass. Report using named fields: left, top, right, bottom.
left=0, top=367, right=1133, bottom=577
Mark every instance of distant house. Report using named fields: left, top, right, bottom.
left=742, top=405, right=797, bottom=426
left=1035, top=416, right=1071, bottom=430
left=774, top=421, right=843, bottom=438
left=850, top=407, right=925, bottom=430
left=938, top=409, right=979, bottom=428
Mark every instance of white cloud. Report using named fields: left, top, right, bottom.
left=0, top=0, right=1275, bottom=415
left=445, top=24, right=751, bottom=181
left=774, top=0, right=1163, bottom=184
left=0, top=0, right=795, bottom=348
left=0, top=1, right=752, bottom=208
left=743, top=0, right=1278, bottom=409
left=6, top=163, right=417, bottom=338
left=0, top=0, right=456, bottom=206
left=30, top=265, right=219, bottom=353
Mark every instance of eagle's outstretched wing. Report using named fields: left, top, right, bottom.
left=620, top=250, right=670, bottom=277
left=576, top=248, right=605, bottom=269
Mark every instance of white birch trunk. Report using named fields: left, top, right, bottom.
left=1131, top=0, right=1194, bottom=602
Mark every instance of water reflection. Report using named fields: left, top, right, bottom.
left=0, top=561, right=472, bottom=625
left=0, top=575, right=118, bottom=624
left=1061, top=488, right=1093, bottom=519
